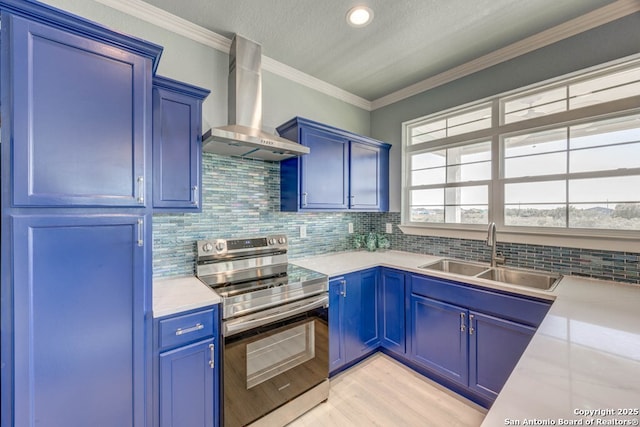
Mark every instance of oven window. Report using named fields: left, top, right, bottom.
left=246, top=321, right=315, bottom=389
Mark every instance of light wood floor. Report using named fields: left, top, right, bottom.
left=288, top=354, right=486, bottom=427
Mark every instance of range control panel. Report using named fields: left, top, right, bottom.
left=197, top=234, right=288, bottom=258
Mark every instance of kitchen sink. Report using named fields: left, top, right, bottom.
left=476, top=267, right=562, bottom=291
left=419, top=259, right=489, bottom=276
left=420, top=258, right=562, bottom=291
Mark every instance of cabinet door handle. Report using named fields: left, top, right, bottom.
left=209, top=343, right=215, bottom=369
left=350, top=195, right=355, bottom=207
left=136, top=176, right=144, bottom=204
left=469, top=314, right=475, bottom=335
left=137, top=218, right=144, bottom=247
left=340, top=279, right=347, bottom=298
left=192, top=185, right=199, bottom=206
left=302, top=192, right=308, bottom=207
left=460, top=312, right=466, bottom=332
left=175, top=323, right=204, bottom=336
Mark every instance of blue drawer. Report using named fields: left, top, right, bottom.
left=410, top=274, right=551, bottom=327
left=159, top=308, right=215, bottom=351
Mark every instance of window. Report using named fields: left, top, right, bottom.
left=403, top=58, right=640, bottom=235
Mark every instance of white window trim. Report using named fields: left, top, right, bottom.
left=401, top=55, right=640, bottom=252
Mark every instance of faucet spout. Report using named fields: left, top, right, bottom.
left=487, top=222, right=503, bottom=267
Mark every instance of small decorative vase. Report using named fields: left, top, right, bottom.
left=365, top=232, right=377, bottom=252
left=377, top=234, right=390, bottom=251
left=353, top=234, right=365, bottom=249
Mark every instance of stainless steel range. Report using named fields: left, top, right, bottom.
left=196, top=235, right=329, bottom=427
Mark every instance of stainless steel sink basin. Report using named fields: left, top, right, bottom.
left=476, top=267, right=562, bottom=290
left=419, top=259, right=489, bottom=276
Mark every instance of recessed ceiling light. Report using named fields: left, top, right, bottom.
left=346, top=6, right=374, bottom=28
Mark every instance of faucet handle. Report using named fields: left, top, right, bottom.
left=494, top=254, right=506, bottom=266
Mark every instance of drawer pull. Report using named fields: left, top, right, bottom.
left=175, top=323, right=204, bottom=336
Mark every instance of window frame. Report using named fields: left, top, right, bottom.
left=401, top=56, right=640, bottom=249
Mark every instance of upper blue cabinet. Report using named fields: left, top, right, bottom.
left=2, top=1, right=162, bottom=207
left=152, top=76, right=210, bottom=212
left=278, top=117, right=390, bottom=212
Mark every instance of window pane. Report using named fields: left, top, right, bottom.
left=505, top=181, right=566, bottom=204
left=570, top=67, right=640, bottom=108
left=504, top=128, right=567, bottom=157
left=449, top=141, right=491, bottom=164
left=569, top=176, right=640, bottom=203
left=445, top=206, right=488, bottom=224
left=504, top=152, right=566, bottom=178
left=447, top=162, right=491, bottom=182
left=570, top=143, right=640, bottom=173
left=411, top=188, right=444, bottom=206
left=570, top=114, right=640, bottom=149
left=503, top=87, right=566, bottom=114
left=411, top=151, right=446, bottom=169
left=570, top=82, right=640, bottom=109
left=412, top=168, right=445, bottom=185
left=410, top=207, right=444, bottom=223
left=505, top=204, right=566, bottom=227
left=445, top=185, right=487, bottom=205
left=504, top=100, right=567, bottom=124
left=569, top=203, right=640, bottom=230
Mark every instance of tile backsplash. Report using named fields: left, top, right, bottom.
left=153, top=153, right=639, bottom=284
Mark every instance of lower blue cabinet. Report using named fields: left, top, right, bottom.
left=469, top=311, right=535, bottom=401
left=379, top=268, right=406, bottom=355
left=155, top=306, right=219, bottom=427
left=410, top=295, right=469, bottom=386
left=329, top=268, right=380, bottom=374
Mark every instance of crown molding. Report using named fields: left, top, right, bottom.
left=95, top=0, right=639, bottom=113
left=371, top=0, right=640, bottom=110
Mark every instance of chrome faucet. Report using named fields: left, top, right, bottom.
left=486, top=222, right=505, bottom=267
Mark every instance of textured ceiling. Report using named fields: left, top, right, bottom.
left=140, top=0, right=616, bottom=101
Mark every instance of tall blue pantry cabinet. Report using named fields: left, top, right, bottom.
left=0, top=1, right=162, bottom=426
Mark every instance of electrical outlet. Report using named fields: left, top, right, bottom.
left=300, top=225, right=307, bottom=238
left=348, top=223, right=354, bottom=234
left=385, top=223, right=393, bottom=234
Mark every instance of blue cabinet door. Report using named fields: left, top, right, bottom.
left=379, top=268, right=406, bottom=355
left=353, top=268, right=380, bottom=354
left=11, top=214, right=148, bottom=427
left=468, top=311, right=535, bottom=401
left=152, top=76, right=209, bottom=211
left=329, top=277, right=347, bottom=372
left=410, top=294, right=468, bottom=387
left=349, top=140, right=390, bottom=211
left=8, top=14, right=151, bottom=207
left=160, top=339, right=215, bottom=427
left=300, top=126, right=349, bottom=210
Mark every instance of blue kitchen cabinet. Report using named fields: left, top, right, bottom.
left=156, top=306, right=219, bottom=427
left=410, top=295, right=469, bottom=386
left=408, top=273, right=550, bottom=406
left=379, top=268, right=407, bottom=355
left=152, top=76, right=210, bottom=212
left=4, top=8, right=160, bottom=207
left=329, top=268, right=380, bottom=374
left=1, top=2, right=161, bottom=426
left=10, top=214, right=150, bottom=427
left=278, top=117, right=390, bottom=212
left=468, top=311, right=535, bottom=401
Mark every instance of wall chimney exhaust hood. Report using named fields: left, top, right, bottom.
left=202, top=35, right=309, bottom=161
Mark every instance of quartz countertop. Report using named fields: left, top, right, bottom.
left=153, top=276, right=221, bottom=318
left=291, top=250, right=640, bottom=426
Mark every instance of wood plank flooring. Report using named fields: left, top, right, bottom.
left=288, top=354, right=486, bottom=427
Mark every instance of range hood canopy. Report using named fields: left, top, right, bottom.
left=202, top=35, right=309, bottom=161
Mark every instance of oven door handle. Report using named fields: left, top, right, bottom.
left=224, top=295, right=328, bottom=337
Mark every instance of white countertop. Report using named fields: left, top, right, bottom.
left=153, top=276, right=221, bottom=318
left=292, top=250, right=640, bottom=426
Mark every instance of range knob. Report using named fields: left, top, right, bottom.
left=268, top=238, right=276, bottom=245
left=202, top=242, right=214, bottom=252
left=278, top=237, right=286, bottom=244
left=215, top=241, right=225, bottom=252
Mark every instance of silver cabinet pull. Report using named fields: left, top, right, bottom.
left=175, top=323, right=204, bottom=336
left=192, top=185, right=198, bottom=206
left=136, top=176, right=144, bottom=204
left=137, top=218, right=144, bottom=247
left=209, top=343, right=215, bottom=369
left=460, top=312, right=466, bottom=332
left=302, top=192, right=308, bottom=207
left=350, top=195, right=355, bottom=207
left=340, top=279, right=347, bottom=298
left=469, top=314, right=475, bottom=335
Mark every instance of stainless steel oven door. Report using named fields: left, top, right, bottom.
left=222, top=295, right=329, bottom=427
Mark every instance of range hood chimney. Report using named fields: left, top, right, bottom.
left=202, top=35, right=309, bottom=161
